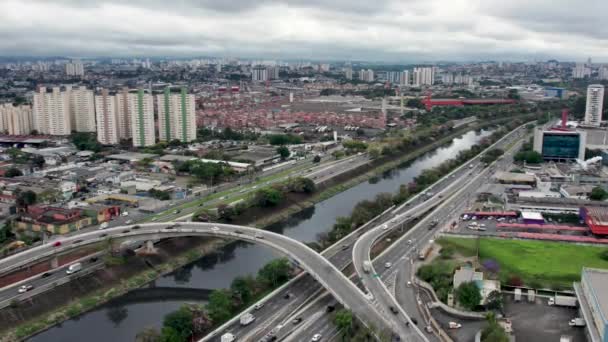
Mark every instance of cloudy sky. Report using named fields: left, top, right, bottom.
left=1, top=0, right=606, bottom=62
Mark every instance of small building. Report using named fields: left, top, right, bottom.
left=15, top=205, right=93, bottom=235
left=106, top=152, right=157, bottom=163
left=580, top=207, right=608, bottom=235
left=453, top=266, right=501, bottom=305
left=560, top=185, right=595, bottom=200
left=574, top=268, right=608, bottom=342
left=494, top=172, right=537, bottom=186
left=520, top=211, right=545, bottom=224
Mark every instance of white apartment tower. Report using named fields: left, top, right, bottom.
left=344, top=68, right=353, bottom=80
left=358, top=69, right=374, bottom=82
left=129, top=89, right=155, bottom=147
left=400, top=70, right=410, bottom=86
left=572, top=63, right=591, bottom=79
left=95, top=89, right=119, bottom=145
left=0, top=104, right=33, bottom=135
left=68, top=86, right=96, bottom=132
left=33, top=87, right=71, bottom=135
left=65, top=60, right=84, bottom=77
left=252, top=67, right=268, bottom=82
left=584, top=85, right=605, bottom=127
left=413, top=67, right=434, bottom=86
left=157, top=87, right=197, bottom=143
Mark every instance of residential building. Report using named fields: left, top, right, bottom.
left=572, top=63, right=591, bottom=79
left=267, top=66, right=280, bottom=80
left=574, top=268, right=608, bottom=342
left=114, top=87, right=132, bottom=140
left=344, top=68, right=353, bottom=80
left=0, top=104, right=33, bottom=135
left=95, top=89, right=119, bottom=145
left=358, top=69, right=374, bottom=82
left=129, top=89, right=155, bottom=147
left=599, top=66, right=608, bottom=81
left=68, top=85, right=96, bottom=132
left=65, top=60, right=84, bottom=77
left=413, top=67, right=434, bottom=86
left=252, top=66, right=268, bottom=82
left=32, top=86, right=71, bottom=135
left=386, top=71, right=402, bottom=84
left=156, top=87, right=197, bottom=143
left=584, top=85, right=605, bottom=127
left=400, top=70, right=410, bottom=86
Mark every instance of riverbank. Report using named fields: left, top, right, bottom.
left=0, top=116, right=532, bottom=341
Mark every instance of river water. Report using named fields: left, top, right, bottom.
left=29, top=128, right=493, bottom=342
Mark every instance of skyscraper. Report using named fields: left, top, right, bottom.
left=95, top=89, right=119, bottom=145
left=157, top=87, right=197, bottom=143
left=114, top=87, right=132, bottom=140
left=65, top=60, right=84, bottom=77
left=0, top=104, right=33, bottom=135
left=33, top=86, right=71, bottom=135
left=252, top=66, right=268, bottom=82
left=572, top=63, right=591, bottom=79
left=344, top=67, right=353, bottom=80
left=413, top=67, right=434, bottom=86
left=584, top=85, right=605, bottom=127
left=129, top=89, right=155, bottom=147
left=399, top=70, right=410, bottom=86
left=68, top=85, right=96, bottom=132
left=358, top=69, right=374, bottom=82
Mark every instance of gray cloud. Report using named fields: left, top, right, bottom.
left=0, top=0, right=606, bottom=61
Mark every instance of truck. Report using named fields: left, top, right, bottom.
left=568, top=318, right=586, bottom=327
left=418, top=245, right=433, bottom=260
left=66, top=262, right=82, bottom=274
left=514, top=288, right=522, bottom=302
left=548, top=295, right=577, bottom=307
left=221, top=333, right=236, bottom=342
left=240, top=312, right=255, bottom=326
left=527, top=289, right=535, bottom=302
left=363, top=261, right=372, bottom=273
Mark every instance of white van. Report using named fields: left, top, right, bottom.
left=66, top=262, right=82, bottom=274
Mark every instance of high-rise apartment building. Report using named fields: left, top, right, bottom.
left=129, top=89, right=155, bottom=147
left=252, top=66, right=268, bottom=82
left=399, top=71, right=410, bottom=86
left=65, top=60, right=84, bottom=77
left=344, top=68, right=353, bottom=80
left=358, top=69, right=374, bottom=82
left=572, top=63, right=591, bottom=79
left=0, top=104, right=33, bottom=135
left=584, top=85, right=605, bottom=127
left=267, top=66, right=280, bottom=80
left=413, top=67, right=434, bottom=86
left=157, top=87, right=197, bottom=143
left=599, top=66, right=608, bottom=81
left=33, top=86, right=71, bottom=135
left=68, top=86, right=96, bottom=132
left=114, top=88, right=132, bottom=140
left=95, top=89, right=119, bottom=145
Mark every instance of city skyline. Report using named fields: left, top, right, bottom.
left=0, top=0, right=607, bottom=62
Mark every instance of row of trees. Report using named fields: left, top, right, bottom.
left=175, top=159, right=235, bottom=185
left=138, top=258, right=293, bottom=341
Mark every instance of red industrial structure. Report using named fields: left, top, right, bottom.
left=497, top=223, right=588, bottom=232
left=550, top=108, right=571, bottom=132
left=463, top=211, right=519, bottom=218
left=580, top=207, right=608, bottom=235
left=422, top=92, right=517, bottom=111
left=516, top=232, right=608, bottom=244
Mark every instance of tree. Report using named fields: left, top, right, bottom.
left=231, top=276, right=256, bottom=305
left=288, top=177, right=315, bottom=193
left=149, top=189, right=171, bottom=201
left=137, top=157, right=154, bottom=169
left=31, top=155, right=45, bottom=168
left=333, top=309, right=353, bottom=337
left=313, top=155, right=321, bottom=163
left=16, top=190, right=37, bottom=207
left=206, top=289, right=232, bottom=324
left=455, top=281, right=482, bottom=311
left=135, top=327, right=161, bottom=342
left=162, top=306, right=193, bottom=341
left=4, top=168, right=22, bottom=178
left=590, top=186, right=608, bottom=201
left=254, top=187, right=284, bottom=207
left=481, top=312, right=509, bottom=342
left=257, top=258, right=291, bottom=287
left=514, top=150, right=542, bottom=164
left=485, top=290, right=504, bottom=312
left=71, top=132, right=102, bottom=151
left=601, top=249, right=608, bottom=261
left=277, top=146, right=290, bottom=160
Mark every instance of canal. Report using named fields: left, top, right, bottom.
left=29, top=128, right=493, bottom=342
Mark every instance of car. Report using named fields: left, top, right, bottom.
left=425, top=325, right=433, bottom=333
left=254, top=303, right=264, bottom=310
left=125, top=220, right=133, bottom=225
left=122, top=211, right=129, bottom=216
left=407, top=239, right=412, bottom=245
left=41, top=272, right=52, bottom=278
left=326, top=305, right=335, bottom=313
left=234, top=230, right=244, bottom=234
left=121, top=229, right=130, bottom=234
left=72, top=239, right=83, bottom=244
left=382, top=224, right=389, bottom=230
left=99, top=222, right=109, bottom=229
left=53, top=241, right=62, bottom=247
left=173, top=209, right=181, bottom=214
left=255, top=233, right=264, bottom=239
left=390, top=306, right=399, bottom=314
left=284, top=293, right=292, bottom=299
left=132, top=225, right=141, bottom=230
left=211, top=226, right=220, bottom=232
left=385, top=262, right=392, bottom=268
left=18, top=285, right=33, bottom=293
left=411, top=318, right=418, bottom=325
left=407, top=281, right=412, bottom=287
left=100, top=233, right=108, bottom=238
left=341, top=244, right=349, bottom=251
left=448, top=322, right=462, bottom=329
left=311, top=333, right=322, bottom=341
left=292, top=317, right=302, bottom=324
left=89, top=256, right=99, bottom=263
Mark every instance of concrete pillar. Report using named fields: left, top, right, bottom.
left=50, top=256, right=59, bottom=269
left=143, top=240, right=157, bottom=254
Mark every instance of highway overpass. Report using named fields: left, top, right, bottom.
left=0, top=222, right=400, bottom=339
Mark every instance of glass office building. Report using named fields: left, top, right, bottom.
left=533, top=129, right=586, bottom=161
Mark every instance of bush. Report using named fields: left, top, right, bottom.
left=455, top=281, right=482, bottom=311
left=601, top=249, right=608, bottom=262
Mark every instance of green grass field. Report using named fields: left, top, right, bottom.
left=437, top=237, right=608, bottom=289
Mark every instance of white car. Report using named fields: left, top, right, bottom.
left=407, top=239, right=413, bottom=245
left=254, top=303, right=264, bottom=310
left=385, top=262, right=392, bottom=268
left=255, top=233, right=264, bottom=239
left=211, top=226, right=220, bottom=232
left=125, top=220, right=132, bottom=225
left=18, top=284, right=33, bottom=293
left=382, top=224, right=389, bottom=230
left=449, top=322, right=462, bottom=329
left=122, top=211, right=129, bottom=216
left=312, top=333, right=322, bottom=341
